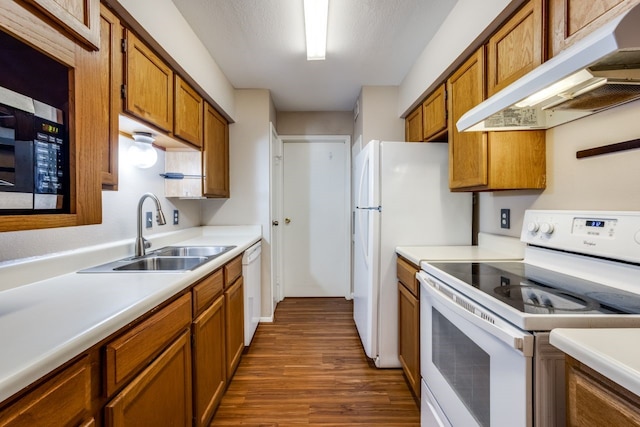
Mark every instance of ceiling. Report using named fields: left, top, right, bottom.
left=170, top=0, right=458, bottom=112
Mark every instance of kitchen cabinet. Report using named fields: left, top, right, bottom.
left=105, top=330, right=192, bottom=426
left=122, top=29, right=174, bottom=133
left=548, top=0, right=640, bottom=58
left=174, top=75, right=203, bottom=148
left=99, top=4, right=122, bottom=190
left=0, top=356, right=95, bottom=426
left=405, top=105, right=423, bottom=142
left=397, top=256, right=420, bottom=399
left=422, top=84, right=448, bottom=142
left=447, top=47, right=546, bottom=191
left=192, top=286, right=226, bottom=426
left=203, top=102, right=230, bottom=198
left=566, top=355, right=640, bottom=426
left=0, top=1, right=102, bottom=232
left=104, top=293, right=192, bottom=397
left=487, top=0, right=545, bottom=97
left=23, top=0, right=100, bottom=50
left=225, top=268, right=244, bottom=381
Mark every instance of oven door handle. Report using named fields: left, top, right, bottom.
left=418, top=271, right=534, bottom=357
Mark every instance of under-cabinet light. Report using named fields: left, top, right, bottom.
left=128, top=132, right=158, bottom=168
left=304, top=0, right=328, bottom=61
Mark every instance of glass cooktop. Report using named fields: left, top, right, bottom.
left=428, top=262, right=640, bottom=315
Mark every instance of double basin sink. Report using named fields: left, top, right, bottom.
left=80, top=245, right=236, bottom=273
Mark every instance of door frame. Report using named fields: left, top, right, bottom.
left=274, top=134, right=352, bottom=300
left=269, top=123, right=283, bottom=317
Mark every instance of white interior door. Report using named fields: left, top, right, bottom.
left=282, top=136, right=350, bottom=297
left=269, top=123, right=284, bottom=313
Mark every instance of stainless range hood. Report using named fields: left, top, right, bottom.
left=458, top=3, right=640, bottom=132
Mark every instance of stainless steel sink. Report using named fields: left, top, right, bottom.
left=149, top=245, right=235, bottom=258
left=78, top=245, right=236, bottom=273
left=113, top=256, right=208, bottom=271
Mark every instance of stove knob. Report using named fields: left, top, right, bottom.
left=540, top=222, right=555, bottom=235
left=527, top=222, right=539, bottom=233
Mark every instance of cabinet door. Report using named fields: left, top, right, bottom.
left=487, top=0, right=544, bottom=96
left=99, top=5, right=121, bottom=190
left=405, top=105, right=423, bottom=142
left=174, top=75, right=203, bottom=148
left=225, top=277, right=244, bottom=381
left=105, top=330, right=192, bottom=427
left=447, top=48, right=487, bottom=189
left=398, top=283, right=420, bottom=399
left=549, top=0, right=640, bottom=57
left=422, top=84, right=447, bottom=142
left=0, top=357, right=93, bottom=426
left=23, top=0, right=100, bottom=50
left=123, top=29, right=174, bottom=132
left=192, top=295, right=226, bottom=427
left=566, top=356, right=640, bottom=426
left=203, top=103, right=230, bottom=198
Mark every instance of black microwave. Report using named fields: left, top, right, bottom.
left=0, top=86, right=68, bottom=214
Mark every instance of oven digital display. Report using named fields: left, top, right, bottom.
left=586, top=220, right=605, bottom=228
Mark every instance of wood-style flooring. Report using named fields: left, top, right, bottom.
left=210, top=298, right=420, bottom=426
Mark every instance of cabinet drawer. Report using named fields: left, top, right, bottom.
left=0, top=357, right=92, bottom=426
left=193, top=268, right=224, bottom=318
left=104, top=293, right=191, bottom=397
left=224, top=255, right=243, bottom=288
left=397, top=257, right=419, bottom=297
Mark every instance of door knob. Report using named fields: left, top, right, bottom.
left=272, top=220, right=279, bottom=226
left=285, top=218, right=291, bottom=224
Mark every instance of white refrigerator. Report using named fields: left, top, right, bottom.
left=353, top=140, right=472, bottom=368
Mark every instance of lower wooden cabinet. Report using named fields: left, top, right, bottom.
left=225, top=277, right=245, bottom=381
left=566, top=356, right=640, bottom=426
left=105, top=330, right=192, bottom=426
left=192, top=294, right=226, bottom=427
left=0, top=356, right=94, bottom=427
left=397, top=257, right=420, bottom=399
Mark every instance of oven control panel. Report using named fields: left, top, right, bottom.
left=521, top=210, right=640, bottom=264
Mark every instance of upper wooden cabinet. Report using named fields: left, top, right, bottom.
left=0, top=1, right=102, bottom=232
left=447, top=48, right=546, bottom=191
left=487, top=0, right=545, bottom=96
left=23, top=0, right=100, bottom=50
left=405, top=105, right=423, bottom=142
left=422, top=84, right=448, bottom=141
left=174, top=75, right=203, bottom=148
left=549, top=0, right=640, bottom=57
left=99, top=4, right=122, bottom=190
left=203, top=102, right=230, bottom=198
left=123, top=29, right=174, bottom=133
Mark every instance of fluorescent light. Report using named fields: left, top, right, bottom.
left=515, top=70, right=594, bottom=108
left=304, top=0, right=328, bottom=60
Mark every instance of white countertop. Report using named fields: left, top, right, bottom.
left=550, top=328, right=640, bottom=396
left=0, top=225, right=261, bottom=403
left=396, top=233, right=525, bottom=266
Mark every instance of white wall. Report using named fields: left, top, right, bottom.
left=0, top=136, right=201, bottom=262
left=111, top=0, right=235, bottom=120
left=201, top=89, right=273, bottom=317
left=360, top=86, right=405, bottom=146
left=276, top=112, right=353, bottom=136
left=398, top=0, right=522, bottom=116
left=479, top=99, right=640, bottom=236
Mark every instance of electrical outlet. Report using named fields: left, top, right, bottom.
left=145, top=211, right=153, bottom=228
left=500, top=208, right=510, bottom=229
left=173, top=209, right=179, bottom=225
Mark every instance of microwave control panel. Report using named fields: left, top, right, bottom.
left=34, top=118, right=65, bottom=195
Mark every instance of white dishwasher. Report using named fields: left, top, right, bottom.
left=242, top=242, right=261, bottom=346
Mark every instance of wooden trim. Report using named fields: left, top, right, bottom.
left=576, top=138, right=640, bottom=159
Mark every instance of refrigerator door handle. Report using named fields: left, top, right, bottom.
left=356, top=206, right=382, bottom=212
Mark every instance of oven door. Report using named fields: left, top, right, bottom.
left=418, top=271, right=534, bottom=427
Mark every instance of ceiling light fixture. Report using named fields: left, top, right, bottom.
left=304, top=0, right=328, bottom=61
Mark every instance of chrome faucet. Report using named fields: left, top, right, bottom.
left=135, top=193, right=167, bottom=257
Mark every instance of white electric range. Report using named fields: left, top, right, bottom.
left=418, top=210, right=640, bottom=427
